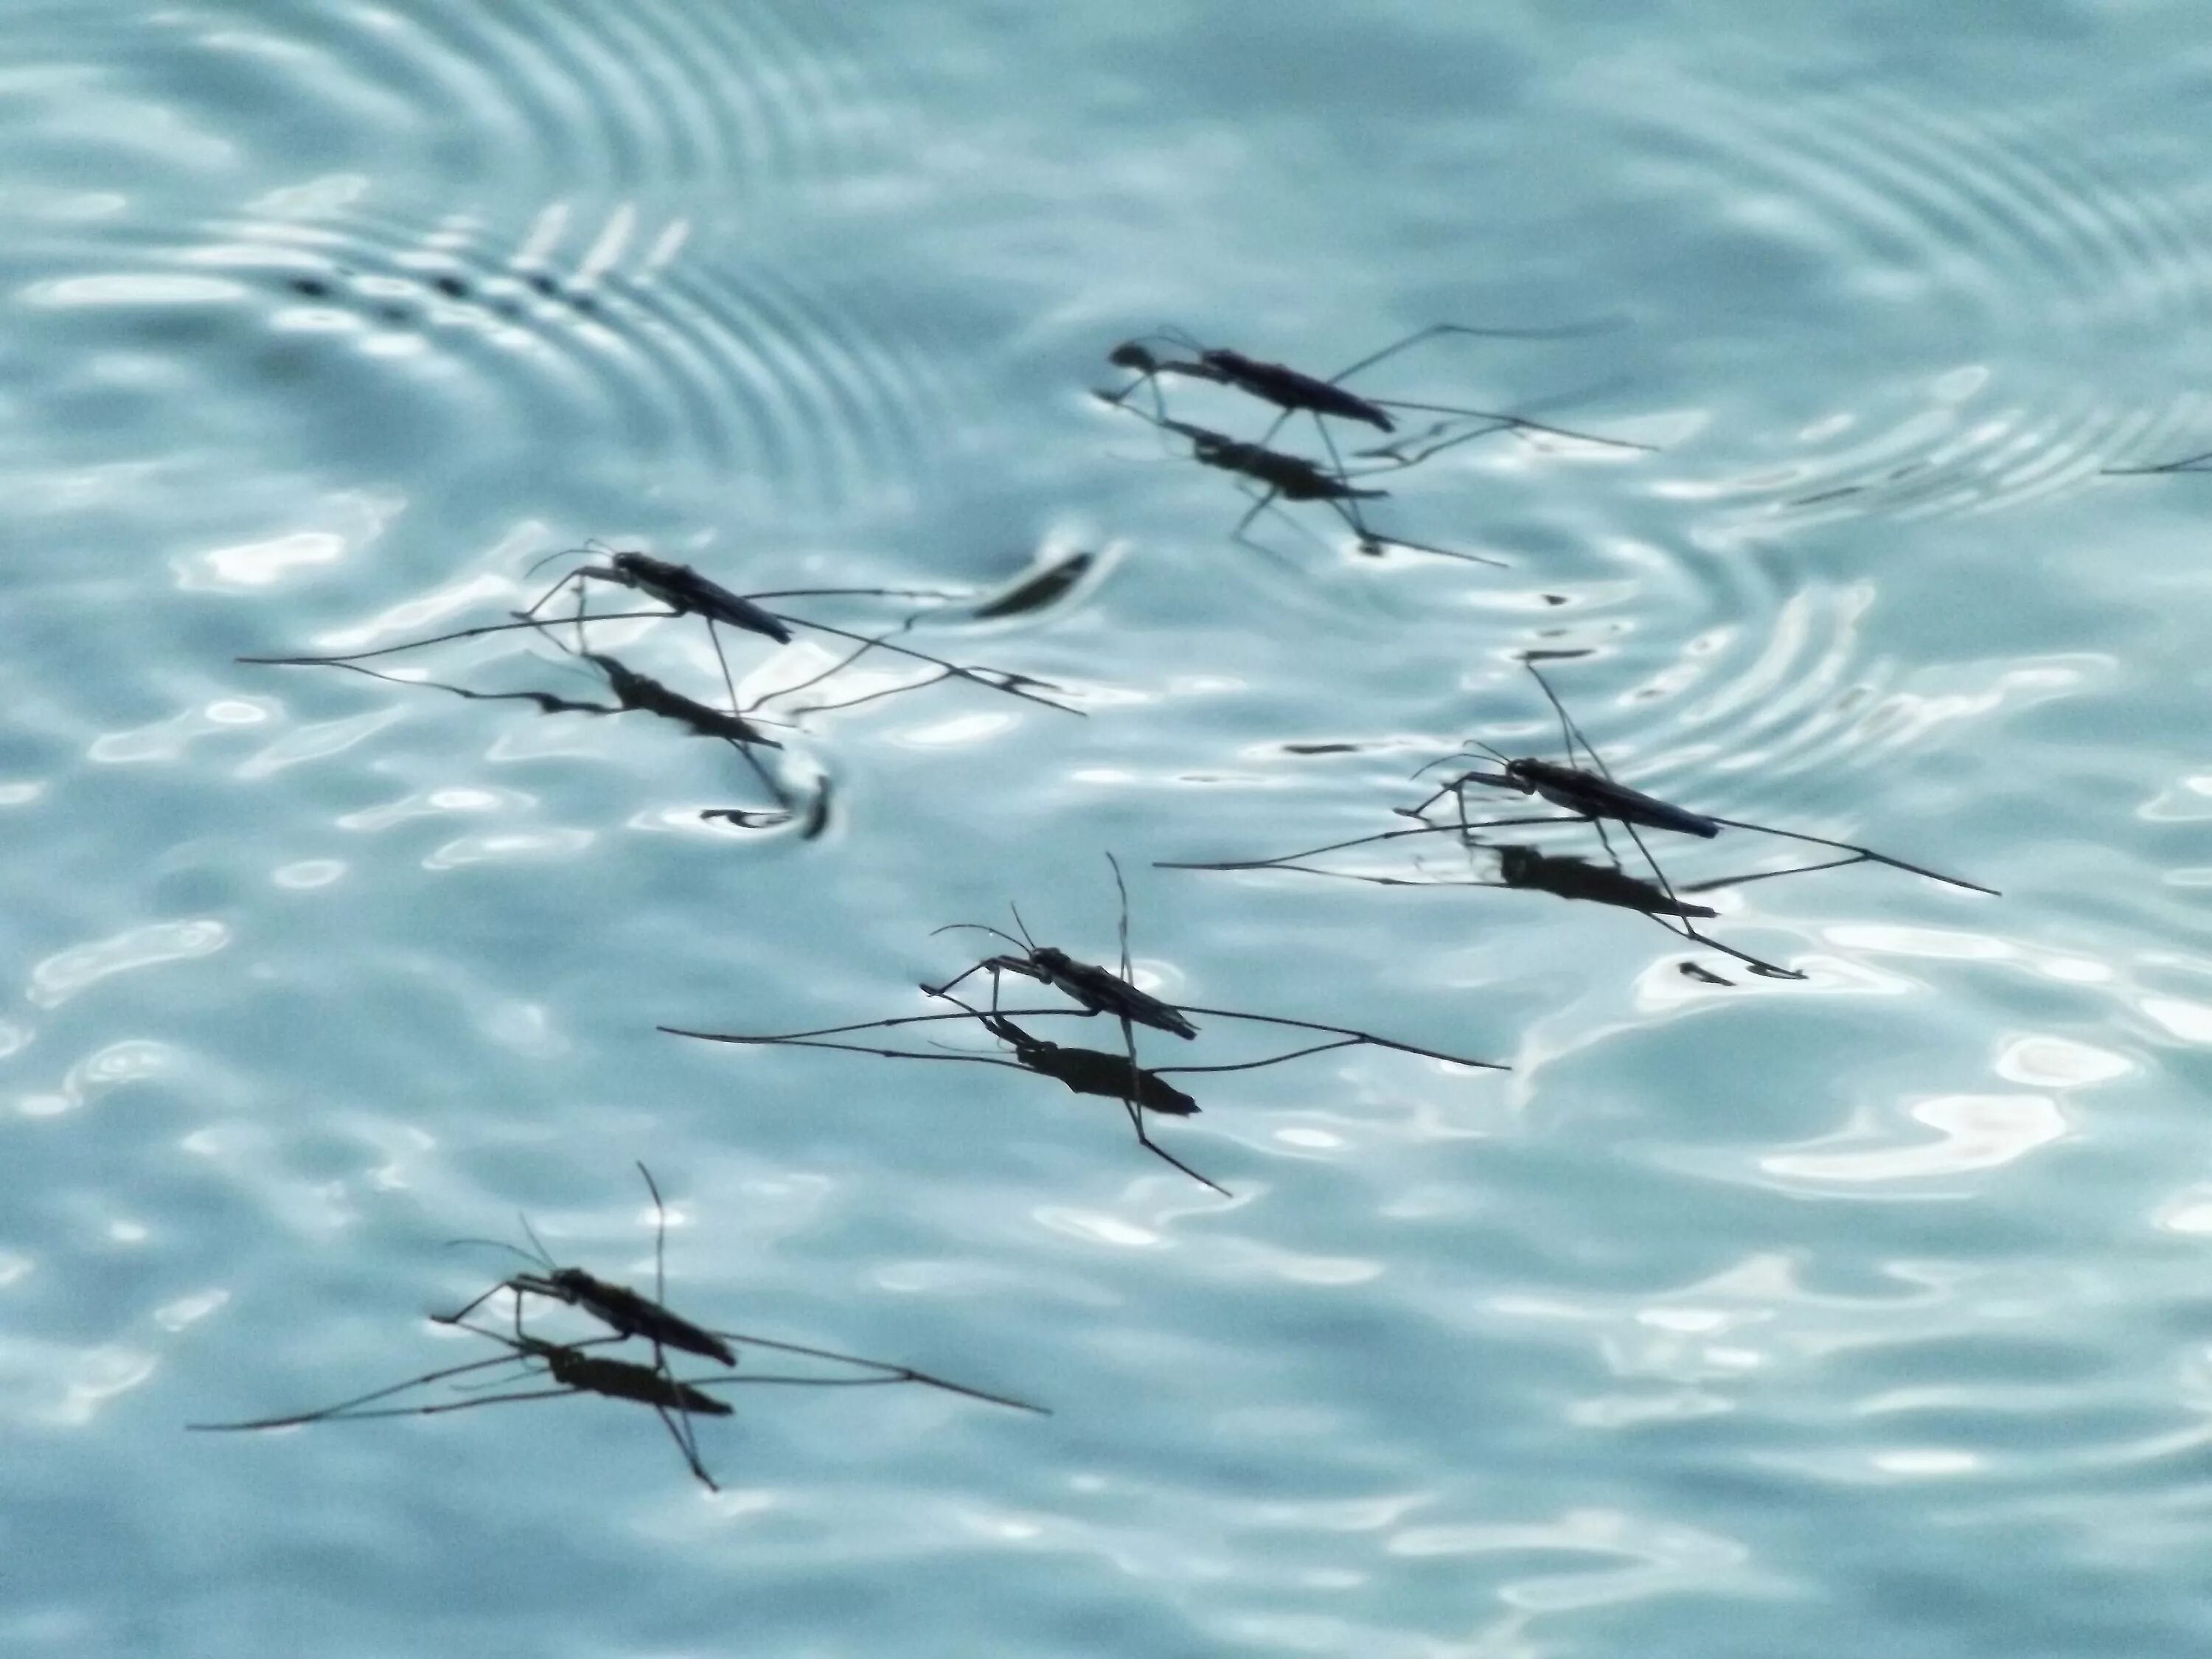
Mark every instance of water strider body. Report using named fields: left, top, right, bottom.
left=1475, top=756, right=1719, bottom=839
left=443, top=1164, right=737, bottom=1369
left=1493, top=844, right=1717, bottom=918
left=1101, top=320, right=1639, bottom=446
left=964, top=1004, right=1199, bottom=1118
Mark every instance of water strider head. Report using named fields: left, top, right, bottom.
left=608, top=549, right=683, bottom=587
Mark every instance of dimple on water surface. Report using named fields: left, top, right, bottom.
left=7, top=4, right=2212, bottom=1656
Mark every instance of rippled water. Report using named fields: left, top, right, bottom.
left=10, top=4, right=2212, bottom=1655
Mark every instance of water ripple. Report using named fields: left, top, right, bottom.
left=69, top=0, right=898, bottom=201
left=1605, top=69, right=2212, bottom=526
left=26, top=922, right=231, bottom=1010
left=14, top=201, right=964, bottom=510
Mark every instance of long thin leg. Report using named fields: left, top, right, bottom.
left=1590, top=815, right=1625, bottom=869
left=693, top=1371, right=988, bottom=1389
left=1607, top=820, right=1806, bottom=980
left=517, top=568, right=589, bottom=625
left=635, top=1164, right=669, bottom=1307
left=661, top=1007, right=1084, bottom=1046
left=1618, top=821, right=1806, bottom=978
left=1166, top=1007, right=1506, bottom=1071
left=694, top=1332, right=1046, bottom=1413
left=1155, top=1038, right=1363, bottom=1074
left=237, top=610, right=677, bottom=668
left=1108, top=852, right=1134, bottom=983
left=1156, top=816, right=1573, bottom=874
left=780, top=670, right=953, bottom=716
left=1112, top=998, right=1229, bottom=1197
left=1644, top=910, right=1804, bottom=978
left=1311, top=417, right=1362, bottom=493
left=1700, top=815, right=1998, bottom=896
left=1096, top=362, right=1173, bottom=424
left=1397, top=773, right=1520, bottom=818
left=184, top=1339, right=626, bottom=1430
left=919, top=960, right=995, bottom=1001
left=740, top=585, right=967, bottom=603
left=1365, top=414, right=1644, bottom=469
left=286, top=658, right=622, bottom=715
left=1523, top=661, right=1612, bottom=779
left=748, top=619, right=917, bottom=713
left=706, top=619, right=742, bottom=716
left=1680, top=852, right=1869, bottom=891
left=651, top=1394, right=717, bottom=1491
left=1324, top=319, right=1625, bottom=386
left=1329, top=498, right=1508, bottom=568
left=1368, top=400, right=1655, bottom=453
left=2104, top=448, right=2212, bottom=475
left=670, top=1033, right=1034, bottom=1068
left=434, top=1279, right=528, bottom=1329
left=1519, top=661, right=1990, bottom=895
left=627, top=1166, right=713, bottom=1481
left=768, top=616, right=1078, bottom=716
left=1181, top=860, right=1509, bottom=890
left=1228, top=485, right=1312, bottom=571
left=1130, top=1113, right=1229, bottom=1195
left=717, top=734, right=794, bottom=818
left=1138, top=365, right=1172, bottom=423
left=204, top=1385, right=594, bottom=1427
left=1355, top=417, right=1515, bottom=467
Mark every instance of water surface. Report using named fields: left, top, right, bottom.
left=7, top=4, right=2211, bottom=1655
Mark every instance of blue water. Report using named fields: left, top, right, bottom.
left=9, top=2, right=2212, bottom=1653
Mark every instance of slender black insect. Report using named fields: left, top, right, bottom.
left=189, top=1318, right=1042, bottom=1489
left=1102, top=321, right=1635, bottom=438
left=1164, top=838, right=1718, bottom=921
left=1492, top=844, right=1718, bottom=918
left=926, top=987, right=1219, bottom=1193
left=439, top=1161, right=1044, bottom=1413
left=662, top=993, right=1499, bottom=1194
left=935, top=995, right=1200, bottom=1118
left=250, top=647, right=802, bottom=827
left=923, top=854, right=1200, bottom=1039
left=442, top=1162, right=737, bottom=1367
left=664, top=859, right=1503, bottom=1192
left=1162, top=661, right=1993, bottom=980
left=189, top=1324, right=1041, bottom=1492
left=1411, top=661, right=1996, bottom=899
left=190, top=1326, right=734, bottom=1489
left=580, top=650, right=782, bottom=751
left=1103, top=322, right=1651, bottom=505
left=523, top=546, right=797, bottom=647
left=240, top=546, right=1081, bottom=721
left=518, top=544, right=1077, bottom=717
left=1101, top=402, right=1506, bottom=568
left=664, top=1002, right=1497, bottom=1085
left=439, top=1161, right=739, bottom=1484
left=194, top=1168, right=1046, bottom=1488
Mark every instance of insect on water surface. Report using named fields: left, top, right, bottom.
left=662, top=855, right=1506, bottom=1194
left=190, top=1166, right=1047, bottom=1490
left=923, top=855, right=1200, bottom=1040
left=1161, top=659, right=1996, bottom=981
left=442, top=1162, right=735, bottom=1366
left=1100, top=403, right=1509, bottom=568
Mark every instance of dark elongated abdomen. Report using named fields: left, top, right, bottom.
left=1514, top=760, right=1721, bottom=838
